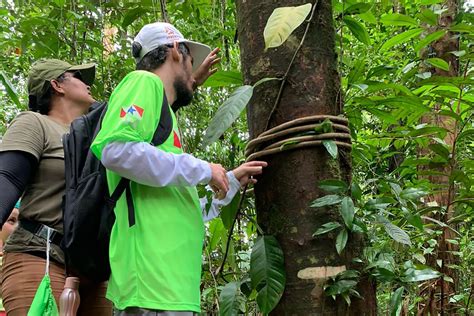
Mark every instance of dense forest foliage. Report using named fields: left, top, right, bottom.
left=0, top=0, right=473, bottom=314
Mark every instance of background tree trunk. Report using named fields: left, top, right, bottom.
left=236, top=0, right=376, bottom=314
left=419, top=0, right=460, bottom=314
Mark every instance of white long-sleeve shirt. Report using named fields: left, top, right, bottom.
left=102, top=142, right=240, bottom=222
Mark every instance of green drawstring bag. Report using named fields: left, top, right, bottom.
left=27, top=274, right=59, bottom=316
left=27, top=227, right=59, bottom=316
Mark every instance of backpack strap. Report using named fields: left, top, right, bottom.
left=109, top=93, right=172, bottom=228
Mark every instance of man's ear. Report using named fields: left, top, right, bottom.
left=170, top=41, right=181, bottom=63
left=50, top=79, right=64, bottom=95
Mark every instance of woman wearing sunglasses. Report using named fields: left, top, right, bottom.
left=0, top=59, right=112, bottom=315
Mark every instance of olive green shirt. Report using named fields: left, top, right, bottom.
left=0, top=111, right=68, bottom=264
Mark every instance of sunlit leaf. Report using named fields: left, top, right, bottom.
left=380, top=13, right=418, bottom=26
left=203, top=85, right=253, bottom=146
left=323, top=140, right=338, bottom=159
left=379, top=28, right=423, bottom=52
left=426, top=58, right=450, bottom=71
left=263, top=3, right=312, bottom=50
left=203, top=71, right=243, bottom=88
left=389, top=287, right=404, bottom=316
left=343, top=16, right=371, bottom=45
left=414, top=30, right=446, bottom=54
left=0, top=71, right=21, bottom=107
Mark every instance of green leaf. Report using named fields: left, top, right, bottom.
left=429, top=143, right=450, bottom=160
left=263, top=3, right=312, bottom=50
left=389, top=287, right=405, bottom=316
left=407, top=214, right=424, bottom=231
left=348, top=59, right=366, bottom=84
left=351, top=183, right=363, bottom=201
left=402, top=268, right=440, bottom=282
left=323, top=140, right=338, bottom=159
left=313, top=222, right=341, bottom=236
left=382, top=221, right=412, bottom=246
left=340, top=197, right=355, bottom=229
left=379, top=28, right=423, bottom=52
left=336, top=228, right=348, bottom=254
left=250, top=236, right=286, bottom=314
left=344, top=3, right=372, bottom=15
left=343, top=16, right=371, bottom=45
left=400, top=188, right=428, bottom=200
left=254, top=77, right=281, bottom=87
left=319, top=179, right=348, bottom=194
left=208, top=219, right=226, bottom=251
left=203, top=71, right=243, bottom=88
left=219, top=281, right=244, bottom=316
left=416, top=9, right=438, bottom=26
left=426, top=58, right=450, bottom=71
left=450, top=23, right=474, bottom=33
left=311, top=194, right=343, bottom=208
left=122, top=7, right=147, bottom=28
left=414, top=30, right=446, bottom=54
left=220, top=192, right=241, bottom=230
left=203, top=85, right=253, bottom=146
left=314, top=119, right=333, bottom=134
left=0, top=71, right=21, bottom=107
left=380, top=13, right=418, bottom=26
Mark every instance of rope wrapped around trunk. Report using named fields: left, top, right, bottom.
left=245, top=115, right=352, bottom=161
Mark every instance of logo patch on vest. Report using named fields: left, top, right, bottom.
left=120, top=105, right=144, bottom=119
left=173, top=131, right=182, bottom=148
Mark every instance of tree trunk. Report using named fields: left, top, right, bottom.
left=420, top=0, right=460, bottom=314
left=236, top=0, right=376, bottom=314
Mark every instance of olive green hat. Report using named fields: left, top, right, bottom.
left=27, top=58, right=96, bottom=98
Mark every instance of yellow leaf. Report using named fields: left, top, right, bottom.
left=263, top=3, right=312, bottom=50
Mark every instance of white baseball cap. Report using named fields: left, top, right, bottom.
left=133, top=22, right=211, bottom=71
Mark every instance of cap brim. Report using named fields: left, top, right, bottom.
left=182, top=41, right=211, bottom=71
left=69, top=63, right=96, bottom=86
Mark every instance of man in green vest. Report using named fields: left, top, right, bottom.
left=91, top=22, right=266, bottom=315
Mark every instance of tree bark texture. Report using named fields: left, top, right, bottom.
left=419, top=0, right=460, bottom=314
left=236, top=0, right=376, bottom=315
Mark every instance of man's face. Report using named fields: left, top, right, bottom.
left=172, top=46, right=195, bottom=110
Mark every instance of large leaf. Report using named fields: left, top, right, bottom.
left=341, top=197, right=355, bottom=229
left=380, top=28, right=423, bottom=52
left=319, top=179, right=348, bottom=194
left=414, top=30, right=446, bottom=54
left=203, top=70, right=243, bottom=88
left=402, top=268, right=441, bottom=282
left=343, top=16, right=371, bottom=45
left=390, top=287, right=405, bottom=316
left=382, top=221, right=412, bottom=246
left=311, top=194, right=343, bottom=207
left=380, top=13, right=418, bottom=26
left=122, top=7, right=147, bottom=28
left=425, top=58, right=450, bottom=71
left=203, top=85, right=253, bottom=146
left=220, top=192, right=241, bottom=230
left=263, top=3, right=312, bottom=50
left=344, top=3, right=372, bottom=15
left=0, top=71, right=21, bottom=107
left=323, top=140, right=338, bottom=159
left=313, top=222, right=341, bottom=236
left=336, top=228, right=348, bottom=254
left=219, top=281, right=244, bottom=316
left=250, top=236, right=286, bottom=314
